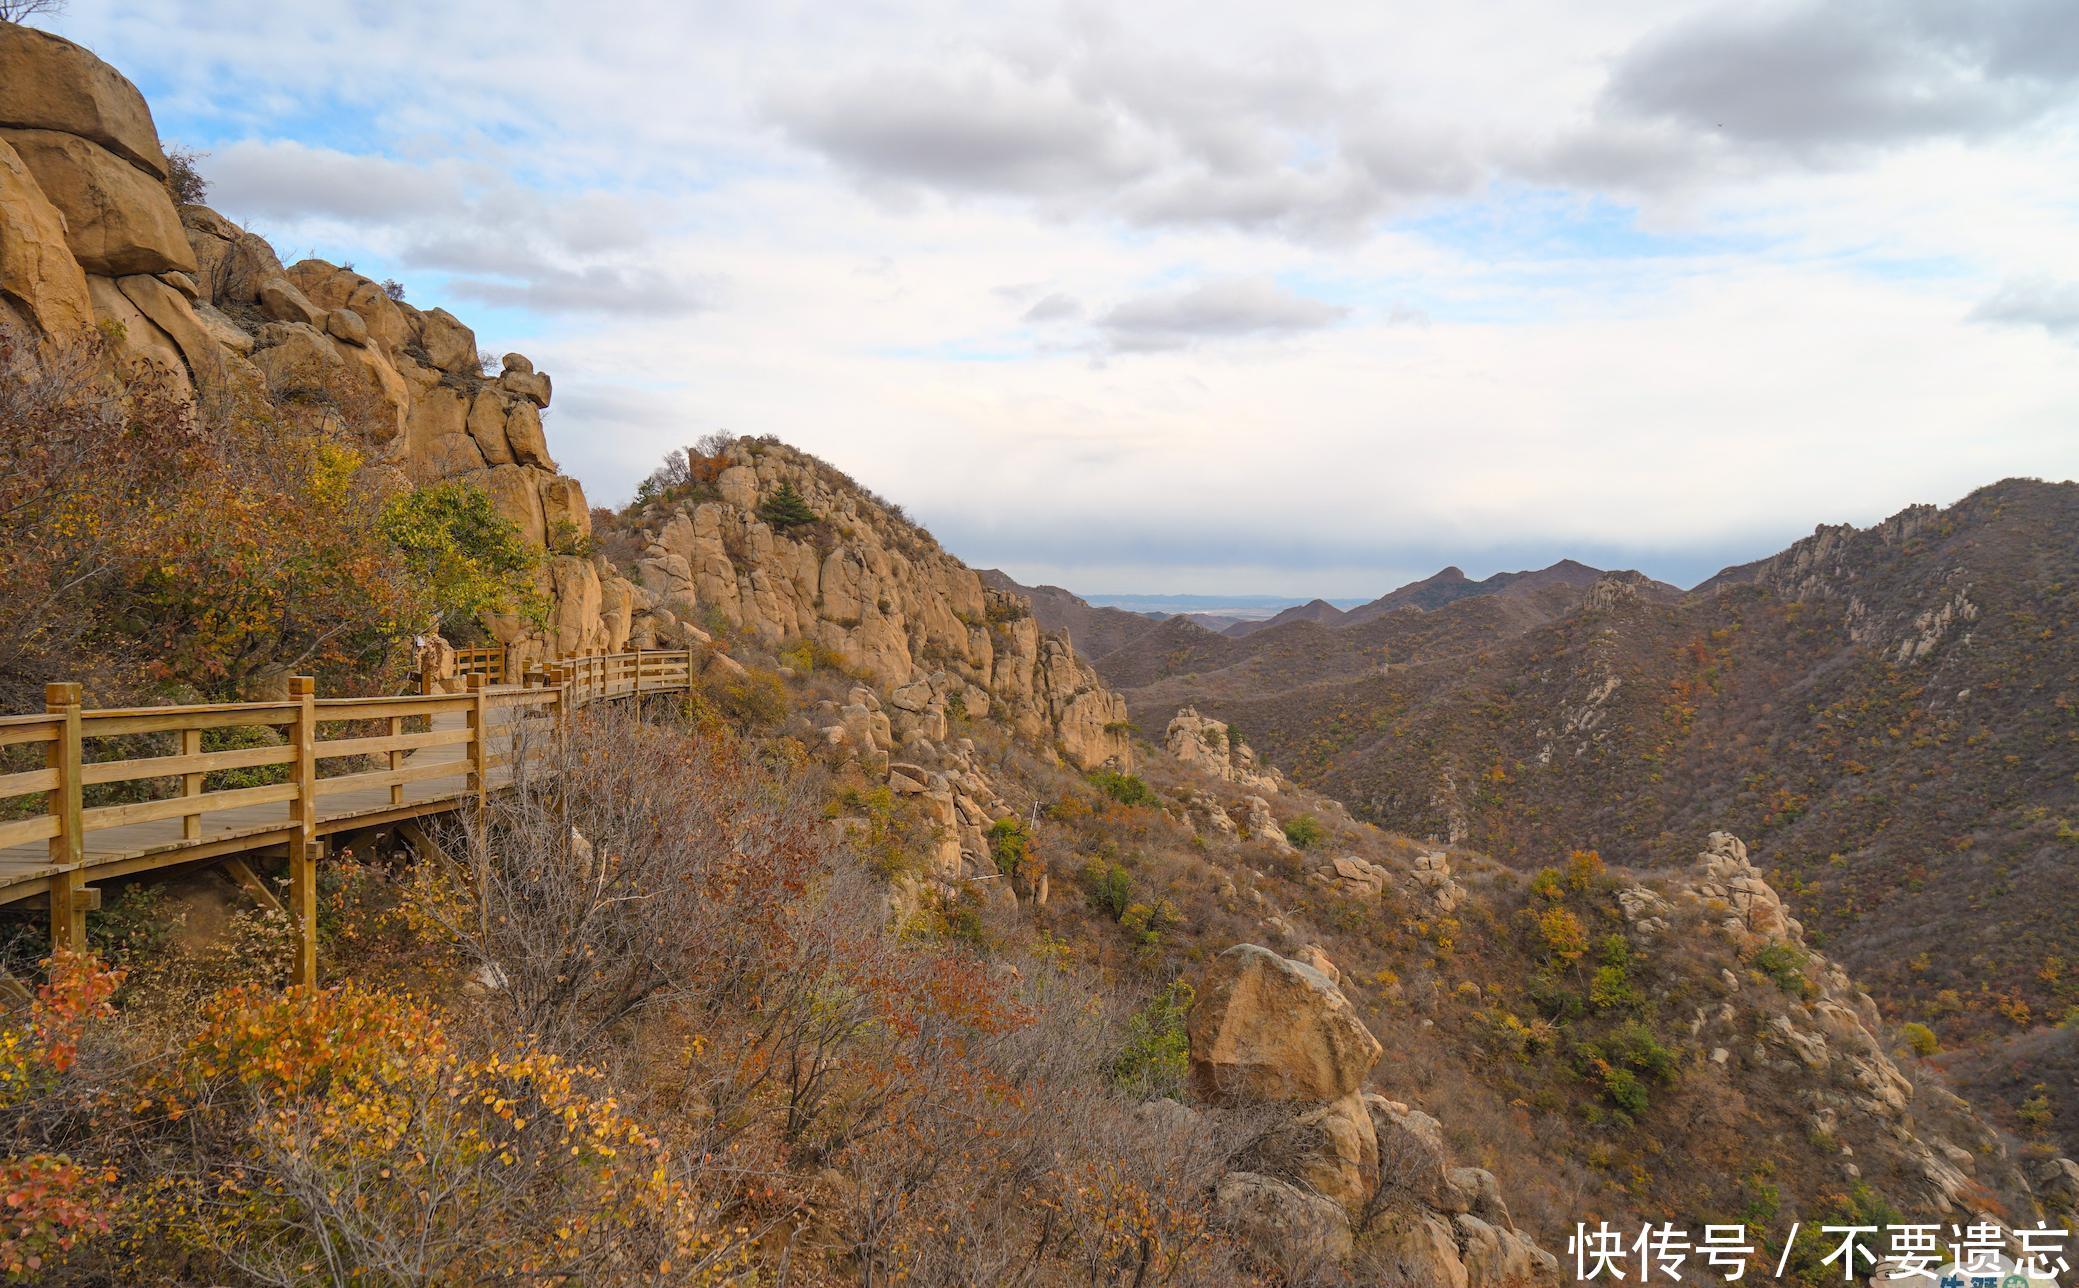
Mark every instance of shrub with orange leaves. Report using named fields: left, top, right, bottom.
left=152, top=983, right=751, bottom=1285
left=0, top=1154, right=115, bottom=1280
left=0, top=952, right=128, bottom=1281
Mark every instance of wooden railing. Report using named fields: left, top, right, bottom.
left=428, top=644, right=510, bottom=692
left=0, top=648, right=704, bottom=985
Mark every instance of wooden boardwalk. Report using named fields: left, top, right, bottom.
left=0, top=649, right=699, bottom=983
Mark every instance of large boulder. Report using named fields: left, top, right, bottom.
left=1260, top=1093, right=1379, bottom=1210
left=287, top=259, right=411, bottom=358
left=0, top=24, right=169, bottom=179
left=0, top=135, right=92, bottom=335
left=1372, top=1212, right=1469, bottom=1288
left=1365, top=1094, right=1453, bottom=1208
left=414, top=305, right=477, bottom=375
left=115, top=273, right=244, bottom=388
left=1, top=127, right=194, bottom=276
left=504, top=399, right=553, bottom=468
left=1190, top=944, right=1383, bottom=1103
left=249, top=320, right=343, bottom=394
left=539, top=476, right=590, bottom=545
left=1455, top=1214, right=1561, bottom=1287
left=84, top=273, right=182, bottom=378
left=1212, top=1172, right=1352, bottom=1264
left=1690, top=831, right=1798, bottom=942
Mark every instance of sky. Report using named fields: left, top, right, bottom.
left=46, top=0, right=2079, bottom=597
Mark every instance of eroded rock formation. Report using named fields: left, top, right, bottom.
left=1165, top=707, right=1280, bottom=793
left=1188, top=944, right=1559, bottom=1284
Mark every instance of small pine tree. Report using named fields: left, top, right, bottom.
left=758, top=482, right=819, bottom=531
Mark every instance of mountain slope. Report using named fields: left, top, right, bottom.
left=1200, top=482, right=2079, bottom=1130
left=1228, top=598, right=1346, bottom=636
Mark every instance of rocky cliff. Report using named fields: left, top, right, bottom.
left=0, top=22, right=616, bottom=671
left=619, top=438, right=1132, bottom=771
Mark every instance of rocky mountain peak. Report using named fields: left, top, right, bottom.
left=625, top=438, right=1133, bottom=771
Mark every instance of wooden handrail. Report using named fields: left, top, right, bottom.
left=1, top=648, right=708, bottom=975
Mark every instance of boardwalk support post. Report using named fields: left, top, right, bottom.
left=467, top=673, right=488, bottom=817
left=44, top=683, right=85, bottom=952
left=180, top=725, right=203, bottom=840
left=289, top=676, right=318, bottom=988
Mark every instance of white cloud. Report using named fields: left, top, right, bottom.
left=53, top=0, right=2079, bottom=595
left=1971, top=277, right=2079, bottom=341
left=1096, top=277, right=1346, bottom=352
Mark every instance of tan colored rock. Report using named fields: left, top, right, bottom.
left=115, top=273, right=242, bottom=388
left=499, top=364, right=551, bottom=406
left=1212, top=1172, right=1352, bottom=1264
left=1295, top=944, right=1340, bottom=985
left=257, top=274, right=323, bottom=327
left=287, top=260, right=411, bottom=358
left=401, top=384, right=482, bottom=482
left=1690, top=831, right=1799, bottom=942
left=1366, top=1094, right=1452, bottom=1207
left=1311, top=854, right=1390, bottom=899
left=248, top=320, right=343, bottom=393
left=0, top=135, right=92, bottom=335
left=1182, top=789, right=1238, bottom=838
left=1166, top=707, right=1278, bottom=792
left=330, top=335, right=409, bottom=444
left=479, top=464, right=546, bottom=549
left=1375, top=1213, right=1469, bottom=1288
left=504, top=400, right=553, bottom=467
left=414, top=306, right=477, bottom=375
left=548, top=555, right=603, bottom=655
left=0, top=24, right=170, bottom=179
left=84, top=273, right=182, bottom=380
left=189, top=300, right=254, bottom=355
left=1234, top=795, right=1289, bottom=850
left=540, top=476, right=590, bottom=547
left=1055, top=682, right=1131, bottom=770
left=1190, top=944, right=1383, bottom=1103
left=325, top=307, right=368, bottom=347
left=466, top=388, right=514, bottom=465
left=1265, top=1093, right=1379, bottom=1210
left=2, top=128, right=194, bottom=276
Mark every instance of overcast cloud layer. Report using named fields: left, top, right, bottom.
left=51, top=0, right=2079, bottom=595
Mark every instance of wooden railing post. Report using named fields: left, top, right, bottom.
left=685, top=646, right=697, bottom=693
left=288, top=676, right=318, bottom=989
left=466, top=673, right=488, bottom=815
left=180, top=726, right=203, bottom=840
left=44, top=683, right=85, bottom=953
left=387, top=714, right=405, bottom=806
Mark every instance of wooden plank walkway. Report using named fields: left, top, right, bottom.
left=0, top=648, right=700, bottom=982
left=0, top=704, right=521, bottom=891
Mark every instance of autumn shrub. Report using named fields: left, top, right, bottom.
left=708, top=665, right=790, bottom=732
left=1752, top=942, right=1809, bottom=994
left=1900, top=1022, right=1939, bottom=1057
left=1283, top=814, right=1324, bottom=849
left=1089, top=769, right=1156, bottom=807
left=1081, top=858, right=1135, bottom=920
left=149, top=983, right=749, bottom=1285
left=0, top=329, right=439, bottom=703
left=378, top=479, right=546, bottom=634
left=987, top=814, right=1033, bottom=877
left=1534, top=906, right=1589, bottom=963
left=439, top=707, right=832, bottom=1055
